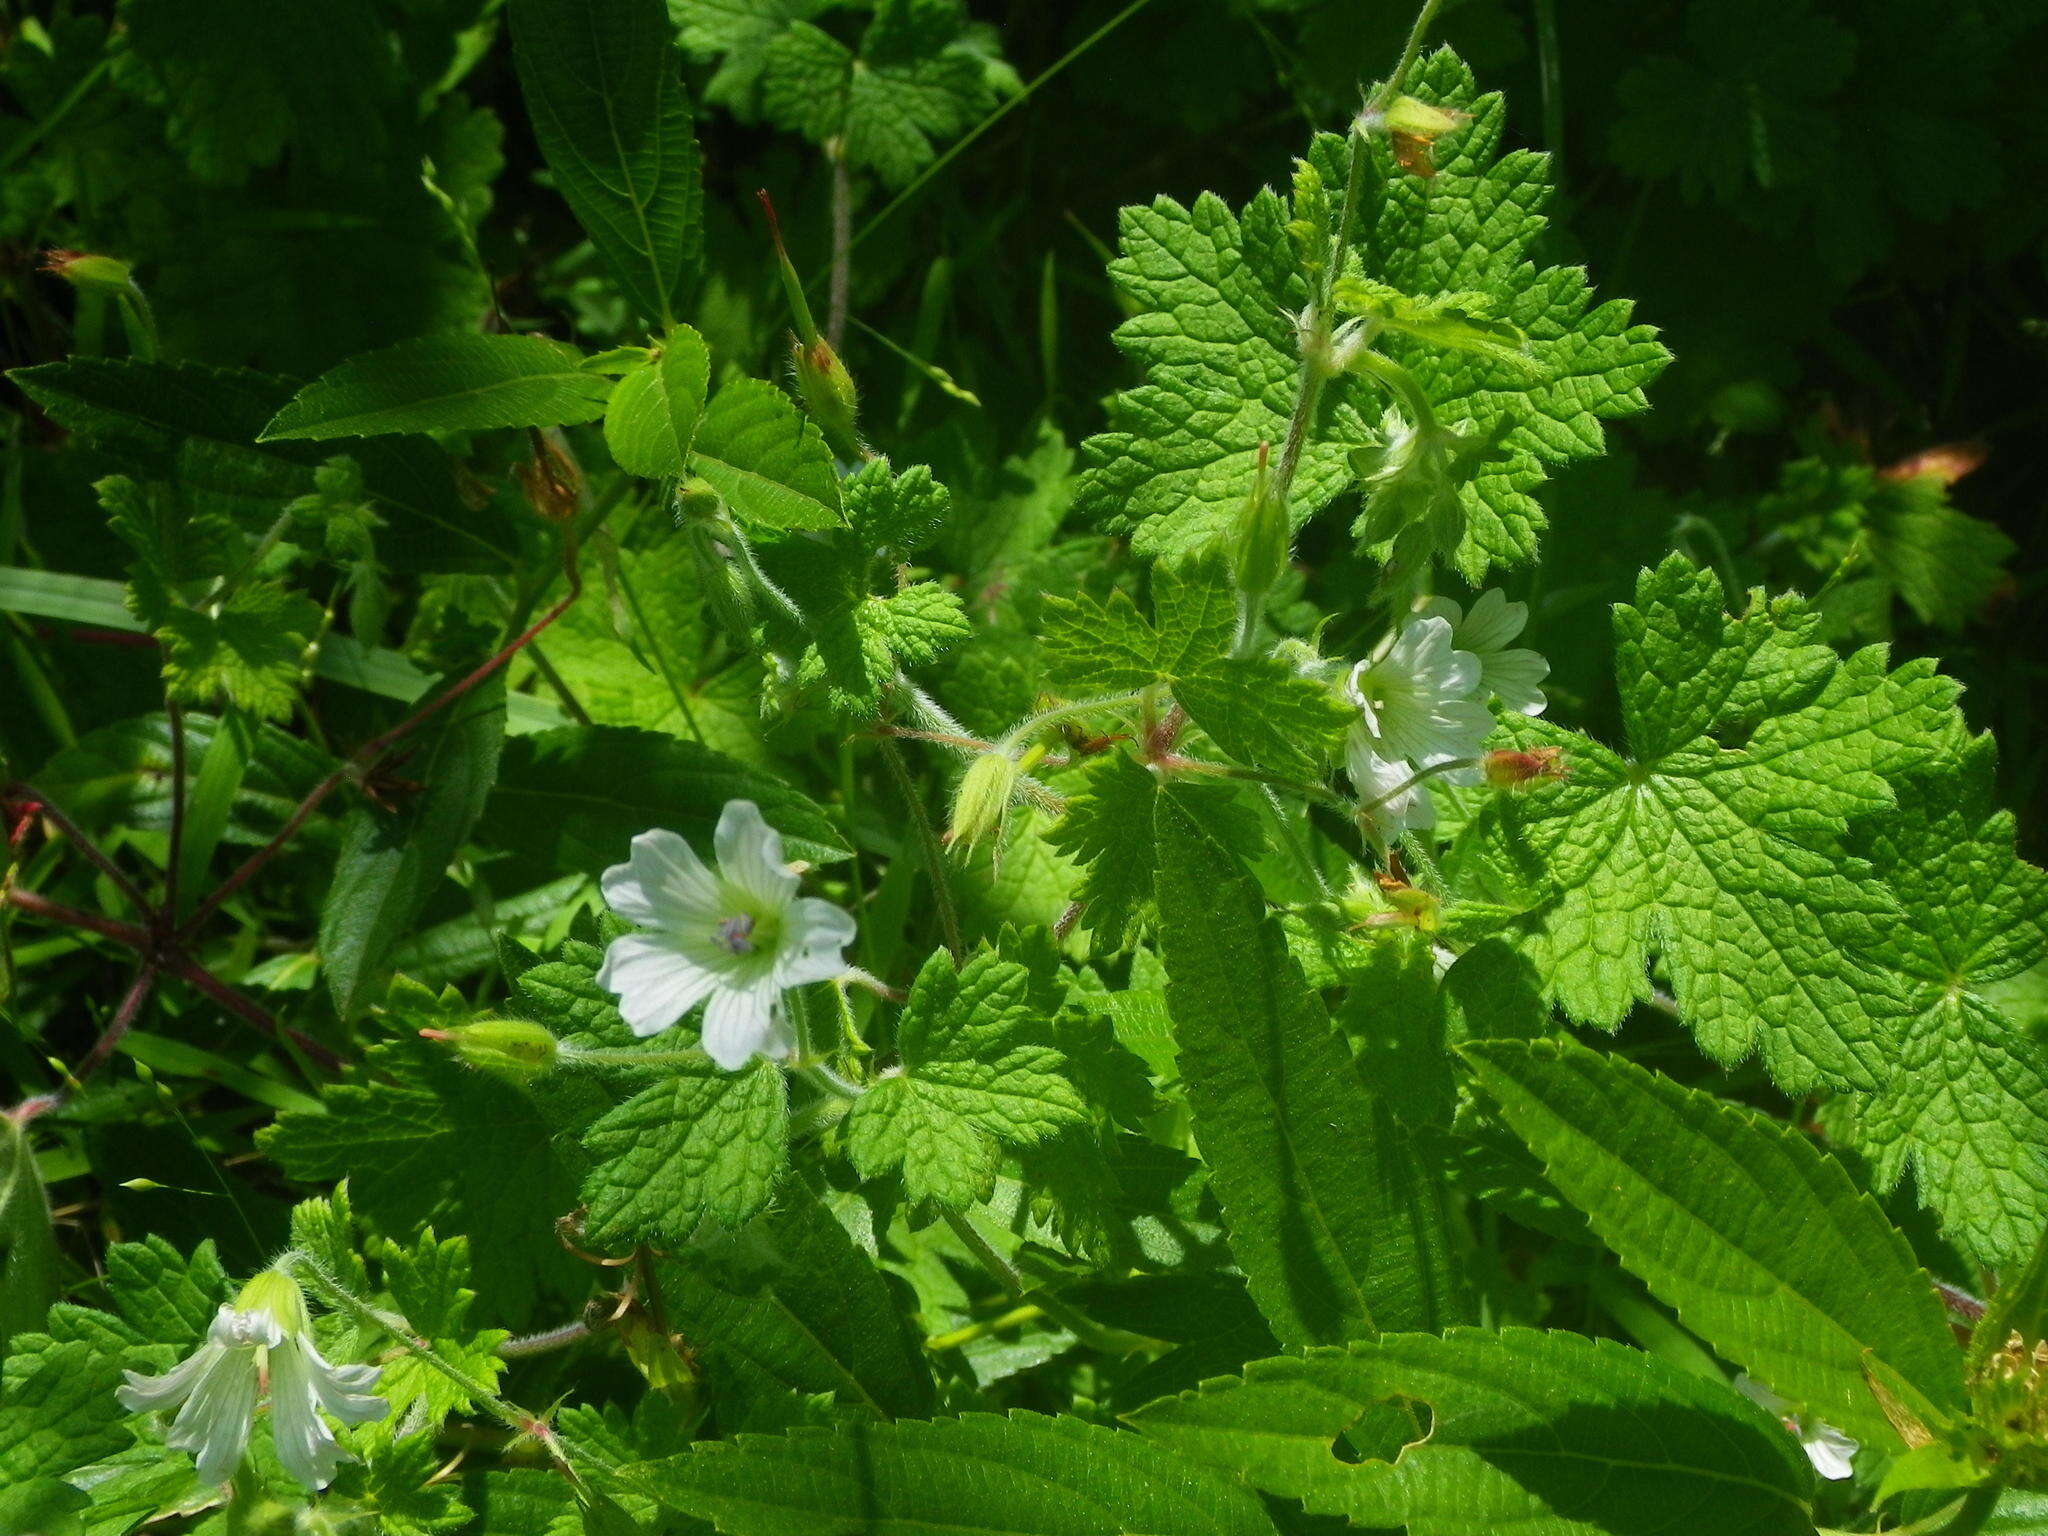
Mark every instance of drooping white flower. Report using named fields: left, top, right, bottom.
left=1345, top=732, right=1436, bottom=839
left=117, top=1270, right=385, bottom=1490
left=597, top=800, right=856, bottom=1070
left=1734, top=1374, right=1859, bottom=1481
left=1416, top=588, right=1549, bottom=716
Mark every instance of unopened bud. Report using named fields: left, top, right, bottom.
left=1482, top=746, right=1568, bottom=790
left=419, top=1018, right=559, bottom=1079
left=675, top=475, right=723, bottom=523
left=42, top=249, right=135, bottom=294
left=947, top=751, right=1020, bottom=853
left=516, top=431, right=582, bottom=523
left=1232, top=442, right=1289, bottom=600
left=792, top=335, right=863, bottom=461
left=1363, top=95, right=1471, bottom=179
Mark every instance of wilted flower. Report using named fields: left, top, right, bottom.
left=597, top=801, right=856, bottom=1069
left=1416, top=588, right=1549, bottom=716
left=1735, top=1375, right=1858, bottom=1481
left=117, top=1269, right=385, bottom=1490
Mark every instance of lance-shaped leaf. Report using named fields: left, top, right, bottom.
left=1451, top=554, right=1962, bottom=1092
left=846, top=949, right=1089, bottom=1209
left=261, top=333, right=613, bottom=441
left=1128, top=1328, right=1816, bottom=1536
left=689, top=378, right=843, bottom=530
left=1463, top=1036, right=1966, bottom=1447
left=645, top=1411, right=1279, bottom=1536
left=1831, top=734, right=2048, bottom=1267
left=511, top=0, right=704, bottom=327
left=320, top=672, right=506, bottom=1022
left=1153, top=785, right=1464, bottom=1345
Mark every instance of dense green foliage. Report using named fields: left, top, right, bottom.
left=2, top=1, right=2044, bottom=1532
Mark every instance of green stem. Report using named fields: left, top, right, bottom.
left=1367, top=0, right=1449, bottom=115
left=996, top=690, right=1148, bottom=754
left=1357, top=755, right=1482, bottom=816
left=939, top=1207, right=1158, bottom=1356
left=878, top=735, right=962, bottom=960
left=1817, top=1485, right=2001, bottom=1536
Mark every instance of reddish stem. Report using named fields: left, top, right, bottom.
left=180, top=573, right=582, bottom=938
left=6, top=886, right=153, bottom=948
left=164, top=702, right=187, bottom=924
left=73, top=963, right=158, bottom=1084
left=4, top=781, right=151, bottom=915
left=165, top=953, right=342, bottom=1072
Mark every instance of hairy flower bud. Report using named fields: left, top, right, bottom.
left=792, top=334, right=863, bottom=461
left=1482, top=746, right=1568, bottom=790
left=418, top=1017, right=560, bottom=1079
left=1232, top=442, right=1288, bottom=600
left=42, top=248, right=135, bottom=294
left=947, top=751, right=1020, bottom=854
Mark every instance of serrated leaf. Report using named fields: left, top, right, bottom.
left=1128, top=1328, right=1816, bottom=1536
left=659, top=1179, right=935, bottom=1419
left=843, top=457, right=952, bottom=556
left=1154, top=786, right=1464, bottom=1345
left=511, top=0, right=704, bottom=327
left=372, top=1229, right=509, bottom=1420
left=1075, top=187, right=1374, bottom=561
left=581, top=1056, right=788, bottom=1246
left=1453, top=554, right=1963, bottom=1092
left=604, top=324, right=711, bottom=477
left=673, top=0, right=829, bottom=119
left=321, top=672, right=505, bottom=1021
left=644, top=1411, right=1278, bottom=1535
left=261, top=333, right=612, bottom=441
left=1832, top=735, right=2048, bottom=1266
left=155, top=581, right=322, bottom=722
left=1463, top=1036, right=1966, bottom=1447
left=846, top=949, right=1088, bottom=1210
left=259, top=1031, right=597, bottom=1324
left=482, top=725, right=849, bottom=878
left=690, top=379, right=843, bottom=530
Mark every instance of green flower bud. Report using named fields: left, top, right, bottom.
left=793, top=335, right=864, bottom=461
left=948, top=751, right=1020, bottom=854
left=41, top=249, right=134, bottom=294
left=1231, top=441, right=1288, bottom=600
left=418, top=1017, right=559, bottom=1079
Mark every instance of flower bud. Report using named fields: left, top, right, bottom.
left=41, top=249, right=135, bottom=294
left=1232, top=441, right=1289, bottom=600
left=1482, top=746, right=1568, bottom=790
left=418, top=1017, right=560, bottom=1079
left=516, top=431, right=582, bottom=523
left=675, top=476, right=724, bottom=523
left=792, top=334, right=863, bottom=461
left=1376, top=95, right=1470, bottom=179
left=947, top=751, right=1020, bottom=853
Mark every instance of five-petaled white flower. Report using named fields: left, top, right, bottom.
left=117, top=1269, right=385, bottom=1490
left=1344, top=613, right=1493, bottom=837
left=597, top=800, right=856, bottom=1069
left=1417, top=588, right=1549, bottom=717
left=1735, top=1374, right=1859, bottom=1481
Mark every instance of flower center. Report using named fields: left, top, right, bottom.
left=713, top=913, right=757, bottom=955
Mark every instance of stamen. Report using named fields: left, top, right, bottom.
left=713, top=914, right=756, bottom=955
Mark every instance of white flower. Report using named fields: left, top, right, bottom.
left=1346, top=614, right=1493, bottom=770
left=117, top=1271, right=385, bottom=1490
left=597, top=800, right=856, bottom=1070
left=1416, top=588, right=1549, bottom=716
left=1346, top=733, right=1436, bottom=839
left=1735, top=1375, right=1859, bottom=1481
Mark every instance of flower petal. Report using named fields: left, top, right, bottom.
left=1804, top=1423, right=1858, bottom=1481
left=302, top=1342, right=389, bottom=1427
left=117, top=1342, right=223, bottom=1415
left=700, top=983, right=785, bottom=1070
left=598, top=934, right=723, bottom=1037
left=1485, top=646, right=1549, bottom=716
left=602, top=828, right=721, bottom=929
left=268, top=1340, right=350, bottom=1491
left=1459, top=588, right=1528, bottom=653
left=165, top=1342, right=261, bottom=1485
left=714, top=800, right=797, bottom=908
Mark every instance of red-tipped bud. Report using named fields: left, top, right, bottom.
left=1482, top=746, right=1569, bottom=790
left=41, top=249, right=135, bottom=294
left=419, top=1018, right=559, bottom=1079
left=1879, top=442, right=1988, bottom=487
left=792, top=334, right=863, bottom=460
